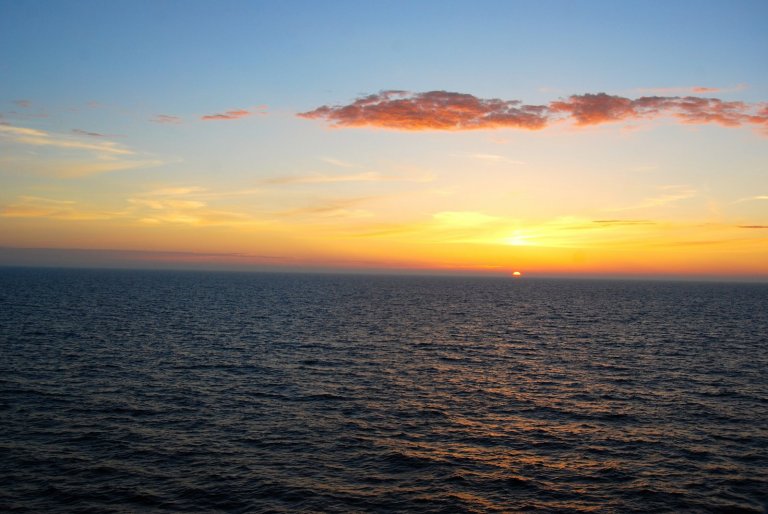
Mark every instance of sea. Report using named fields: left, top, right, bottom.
left=1, top=267, right=767, bottom=513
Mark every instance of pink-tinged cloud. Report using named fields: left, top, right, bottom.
left=691, top=86, right=720, bottom=93
left=299, top=91, right=550, bottom=130
left=201, top=109, right=252, bottom=121
left=151, top=114, right=182, bottom=124
left=300, top=90, right=768, bottom=133
left=550, top=94, right=768, bottom=128
left=550, top=93, right=637, bottom=125
left=636, top=84, right=747, bottom=95
left=13, top=100, right=31, bottom=108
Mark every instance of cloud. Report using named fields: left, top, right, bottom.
left=550, top=93, right=637, bottom=125
left=151, top=114, right=182, bottom=124
left=299, top=90, right=550, bottom=130
left=611, top=185, right=697, bottom=211
left=201, top=109, right=252, bottom=121
left=433, top=211, right=500, bottom=227
left=300, top=90, right=768, bottom=133
left=142, top=186, right=206, bottom=196
left=0, top=124, right=133, bottom=155
left=734, top=195, right=768, bottom=203
left=129, top=198, right=206, bottom=210
left=126, top=187, right=260, bottom=226
left=13, top=100, right=31, bottom=108
left=264, top=169, right=435, bottom=186
left=550, top=94, right=766, bottom=128
left=265, top=171, right=386, bottom=185
left=55, top=159, right=164, bottom=178
left=72, top=128, right=107, bottom=138
left=738, top=225, right=768, bottom=229
left=1, top=196, right=122, bottom=220
left=128, top=186, right=207, bottom=210
left=3, top=187, right=260, bottom=227
left=692, top=87, right=720, bottom=94
left=636, top=84, right=747, bottom=96
left=592, top=219, right=655, bottom=225
left=450, top=153, right=525, bottom=165
left=320, top=157, right=356, bottom=168
left=0, top=125, right=46, bottom=137
left=276, top=197, right=374, bottom=219
left=0, top=124, right=162, bottom=177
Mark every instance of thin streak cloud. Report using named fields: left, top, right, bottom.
left=201, top=107, right=265, bottom=121
left=635, top=84, right=748, bottom=95
left=265, top=172, right=385, bottom=185
left=1, top=196, right=123, bottom=221
left=733, top=195, right=768, bottom=203
left=151, top=114, right=182, bottom=124
left=72, top=129, right=108, bottom=138
left=264, top=171, right=435, bottom=186
left=0, top=124, right=133, bottom=155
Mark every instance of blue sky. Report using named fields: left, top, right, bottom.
left=4, top=0, right=767, bottom=108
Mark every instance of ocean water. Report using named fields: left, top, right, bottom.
left=1, top=268, right=767, bottom=513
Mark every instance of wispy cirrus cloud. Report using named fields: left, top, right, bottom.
left=692, top=86, right=720, bottom=94
left=264, top=172, right=387, bottom=185
left=72, top=128, right=108, bottom=138
left=56, top=159, right=164, bottom=178
left=453, top=153, right=525, bottom=165
left=201, top=109, right=250, bottom=121
left=1, top=196, right=123, bottom=221
left=320, top=156, right=356, bottom=168
left=142, top=186, right=207, bottom=197
left=0, top=190, right=254, bottom=227
left=201, top=105, right=266, bottom=121
left=126, top=187, right=260, bottom=226
left=151, top=114, right=182, bottom=124
left=735, top=195, right=768, bottom=203
left=592, top=219, right=655, bottom=226
left=275, top=196, right=375, bottom=219
left=0, top=124, right=162, bottom=177
left=610, top=185, right=698, bottom=211
left=635, top=84, right=747, bottom=95
left=300, top=90, right=768, bottom=134
left=0, top=124, right=132, bottom=155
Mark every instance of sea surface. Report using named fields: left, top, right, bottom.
left=1, top=268, right=767, bottom=513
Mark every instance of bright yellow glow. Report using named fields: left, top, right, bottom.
left=504, top=233, right=533, bottom=246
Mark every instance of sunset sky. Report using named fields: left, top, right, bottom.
left=1, top=0, right=767, bottom=279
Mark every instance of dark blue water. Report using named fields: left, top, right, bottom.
left=1, top=268, right=767, bottom=513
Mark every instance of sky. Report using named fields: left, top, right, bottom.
left=1, top=0, right=767, bottom=279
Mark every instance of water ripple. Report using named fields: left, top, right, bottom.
left=1, top=269, right=767, bottom=512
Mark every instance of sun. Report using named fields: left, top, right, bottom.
left=512, top=271, right=522, bottom=278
